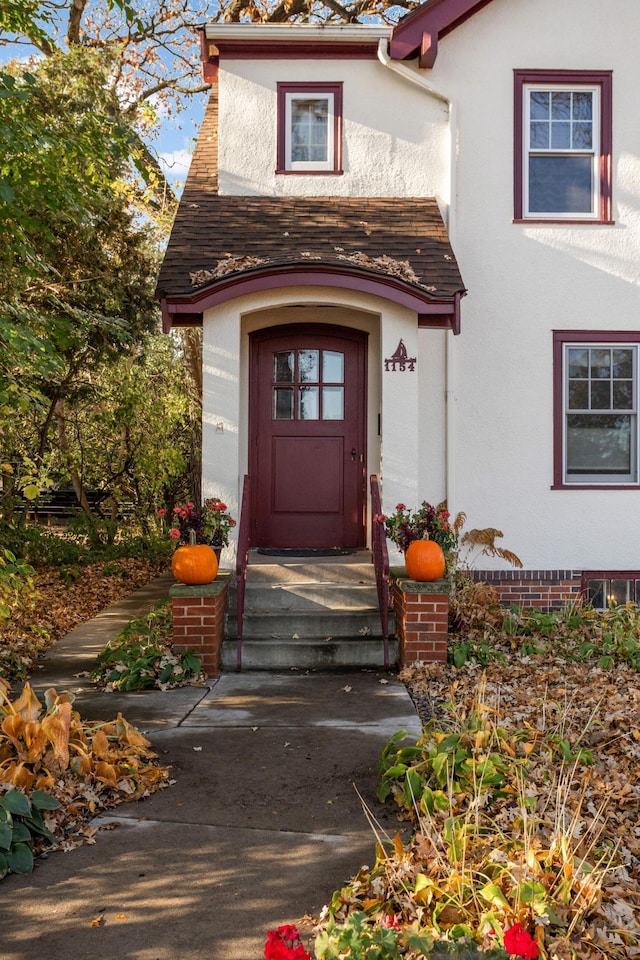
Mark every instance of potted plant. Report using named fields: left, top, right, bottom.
left=159, top=498, right=237, bottom=586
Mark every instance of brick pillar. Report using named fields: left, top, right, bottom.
left=390, top=573, right=450, bottom=666
left=170, top=572, right=230, bottom=679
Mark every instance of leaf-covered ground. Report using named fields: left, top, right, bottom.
left=0, top=558, right=169, bottom=681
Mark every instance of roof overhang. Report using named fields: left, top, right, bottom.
left=200, top=23, right=391, bottom=79
left=390, top=0, right=495, bottom=67
left=160, top=264, right=463, bottom=335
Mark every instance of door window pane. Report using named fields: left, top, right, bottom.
left=273, top=387, right=294, bottom=420
left=298, top=350, right=319, bottom=383
left=323, top=351, right=344, bottom=383
left=322, top=387, right=344, bottom=420
left=299, top=386, right=319, bottom=420
left=274, top=351, right=294, bottom=383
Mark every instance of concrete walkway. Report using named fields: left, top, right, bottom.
left=1, top=574, right=422, bottom=960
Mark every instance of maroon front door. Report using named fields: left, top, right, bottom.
left=249, top=324, right=367, bottom=549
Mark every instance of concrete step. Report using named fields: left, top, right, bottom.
left=225, top=551, right=395, bottom=669
left=225, top=608, right=390, bottom=639
left=222, top=636, right=398, bottom=671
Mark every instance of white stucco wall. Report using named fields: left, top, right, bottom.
left=217, top=57, right=449, bottom=201
left=401, top=0, right=640, bottom=570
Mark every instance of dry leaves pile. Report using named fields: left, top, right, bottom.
left=0, top=558, right=168, bottom=681
left=393, top=660, right=640, bottom=957
left=0, top=680, right=169, bottom=855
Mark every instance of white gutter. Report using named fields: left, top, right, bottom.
left=376, top=37, right=458, bottom=516
left=205, top=23, right=392, bottom=42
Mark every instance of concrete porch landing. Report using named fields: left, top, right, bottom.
left=224, top=550, right=397, bottom=671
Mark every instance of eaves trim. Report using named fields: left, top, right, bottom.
left=160, top=264, right=464, bottom=334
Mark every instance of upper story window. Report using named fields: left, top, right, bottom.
left=514, top=70, right=613, bottom=223
left=277, top=82, right=343, bottom=175
left=553, top=331, right=639, bottom=488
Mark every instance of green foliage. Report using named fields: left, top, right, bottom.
left=448, top=580, right=640, bottom=671
left=92, top=601, right=202, bottom=691
left=315, top=911, right=434, bottom=960
left=0, top=523, right=171, bottom=569
left=0, top=548, right=35, bottom=620
left=0, top=787, right=60, bottom=880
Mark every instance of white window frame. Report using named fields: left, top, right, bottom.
left=284, top=92, right=334, bottom=172
left=562, top=341, right=638, bottom=485
left=523, top=82, right=601, bottom=220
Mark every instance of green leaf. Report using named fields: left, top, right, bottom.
left=6, top=841, right=34, bottom=874
left=31, top=790, right=61, bottom=811
left=479, top=882, right=511, bottom=908
left=1, top=790, right=31, bottom=817
left=0, top=822, right=12, bottom=851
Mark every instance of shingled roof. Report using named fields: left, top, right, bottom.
left=156, top=93, right=466, bottom=333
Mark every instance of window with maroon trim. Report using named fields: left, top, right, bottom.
left=514, top=71, right=612, bottom=222
left=553, top=331, right=640, bottom=487
left=583, top=572, right=640, bottom=609
left=276, top=82, right=342, bottom=174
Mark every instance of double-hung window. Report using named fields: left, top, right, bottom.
left=277, top=82, right=342, bottom=174
left=514, top=71, right=612, bottom=222
left=554, top=332, right=639, bottom=486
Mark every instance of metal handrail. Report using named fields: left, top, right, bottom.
left=370, top=474, right=390, bottom=670
left=235, top=474, right=251, bottom=671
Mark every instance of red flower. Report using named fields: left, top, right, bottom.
left=381, top=913, right=401, bottom=929
left=264, top=925, right=311, bottom=960
left=504, top=923, right=539, bottom=959
left=395, top=503, right=406, bottom=511
left=157, top=508, right=166, bottom=517
left=169, top=528, right=181, bottom=540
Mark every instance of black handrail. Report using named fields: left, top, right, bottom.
left=235, top=475, right=251, bottom=671
left=370, top=474, right=390, bottom=670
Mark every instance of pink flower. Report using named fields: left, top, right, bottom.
left=504, top=923, right=539, bottom=959
left=169, top=528, right=181, bottom=540
left=157, top=508, right=166, bottom=517
left=381, top=913, right=401, bottom=929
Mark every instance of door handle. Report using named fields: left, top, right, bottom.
left=351, top=448, right=357, bottom=460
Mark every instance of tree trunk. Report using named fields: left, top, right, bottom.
left=54, top=400, right=91, bottom=511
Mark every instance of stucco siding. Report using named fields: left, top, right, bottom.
left=217, top=58, right=449, bottom=200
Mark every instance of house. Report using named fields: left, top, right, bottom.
left=157, top=0, right=640, bottom=612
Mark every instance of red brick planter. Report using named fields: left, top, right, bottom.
left=390, top=571, right=450, bottom=666
left=170, top=572, right=231, bottom=679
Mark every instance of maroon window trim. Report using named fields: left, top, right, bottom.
left=276, top=82, right=343, bottom=175
left=552, top=330, right=640, bottom=489
left=514, top=70, right=613, bottom=224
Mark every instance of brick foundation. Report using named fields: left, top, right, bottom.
left=471, top=569, right=583, bottom=611
left=390, top=572, right=450, bottom=666
left=170, top=572, right=230, bottom=678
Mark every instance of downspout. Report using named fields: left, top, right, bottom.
left=376, top=38, right=458, bottom=516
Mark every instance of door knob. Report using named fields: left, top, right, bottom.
left=351, top=448, right=357, bottom=460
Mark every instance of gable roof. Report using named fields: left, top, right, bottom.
left=157, top=193, right=466, bottom=333
left=390, top=0, right=495, bottom=66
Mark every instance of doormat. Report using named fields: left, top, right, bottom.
left=257, top=548, right=356, bottom=557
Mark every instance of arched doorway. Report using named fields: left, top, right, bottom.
left=249, top=324, right=367, bottom=548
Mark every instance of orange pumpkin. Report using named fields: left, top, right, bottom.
left=405, top=539, right=446, bottom=582
left=171, top=544, right=218, bottom=585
